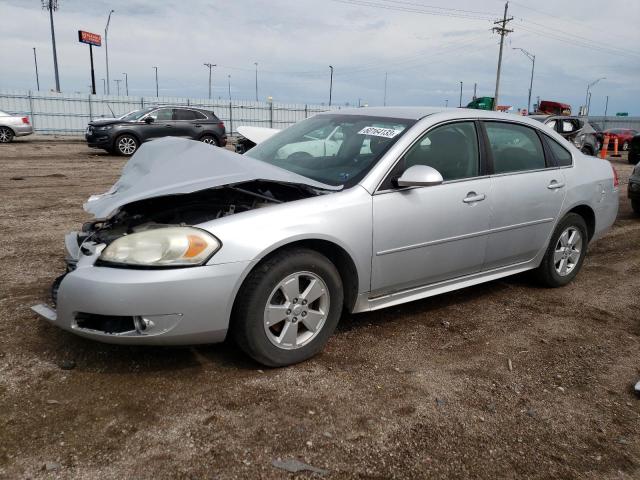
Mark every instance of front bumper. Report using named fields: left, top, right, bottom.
left=14, top=124, right=33, bottom=136
left=85, top=130, right=114, bottom=149
left=629, top=177, right=640, bottom=200
left=32, top=258, right=251, bottom=345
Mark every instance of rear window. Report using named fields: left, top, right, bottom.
left=484, top=122, right=546, bottom=174
left=175, top=109, right=197, bottom=120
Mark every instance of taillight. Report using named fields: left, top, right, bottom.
left=612, top=164, right=619, bottom=188
left=218, top=121, right=225, bottom=128
left=22, top=116, right=29, bottom=124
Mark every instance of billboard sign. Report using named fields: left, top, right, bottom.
left=78, top=30, right=102, bottom=47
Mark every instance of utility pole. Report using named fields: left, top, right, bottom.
left=459, top=81, right=463, bottom=107
left=228, top=74, right=231, bottom=101
left=329, top=65, right=334, bottom=106
left=123, top=72, right=128, bottom=96
left=104, top=10, right=114, bottom=95
left=254, top=62, right=259, bottom=101
left=445, top=99, right=448, bottom=108
left=492, top=1, right=513, bottom=111
left=101, top=78, right=105, bottom=95
left=512, top=47, right=535, bottom=113
left=585, top=77, right=605, bottom=116
left=603, top=95, right=609, bottom=128
left=473, top=82, right=477, bottom=100
left=42, top=0, right=61, bottom=92
left=153, top=66, right=158, bottom=97
left=33, top=48, right=40, bottom=91
left=203, top=63, right=216, bottom=99
left=383, top=72, right=388, bottom=106
left=114, top=79, right=121, bottom=96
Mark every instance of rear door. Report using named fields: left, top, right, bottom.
left=482, top=121, right=567, bottom=270
left=174, top=108, right=203, bottom=138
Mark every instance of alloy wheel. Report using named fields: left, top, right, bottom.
left=201, top=136, right=216, bottom=145
left=118, top=137, right=137, bottom=155
left=263, top=271, right=330, bottom=350
left=553, top=227, right=583, bottom=276
left=0, top=127, right=13, bottom=143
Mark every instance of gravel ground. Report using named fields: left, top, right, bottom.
left=0, top=138, right=639, bottom=479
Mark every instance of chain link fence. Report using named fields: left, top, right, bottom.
left=0, top=89, right=343, bottom=136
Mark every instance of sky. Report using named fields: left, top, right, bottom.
left=1, top=0, right=638, bottom=114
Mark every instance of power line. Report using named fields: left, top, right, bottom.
left=330, top=0, right=496, bottom=20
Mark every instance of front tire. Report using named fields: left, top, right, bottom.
left=581, top=146, right=593, bottom=156
left=232, top=249, right=344, bottom=367
left=200, top=134, right=219, bottom=146
left=535, top=213, right=588, bottom=287
left=622, top=141, right=629, bottom=151
left=632, top=200, right=640, bottom=216
left=114, top=134, right=139, bottom=156
left=0, top=126, right=14, bottom=143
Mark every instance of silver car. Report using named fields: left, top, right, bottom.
left=32, top=107, right=619, bottom=366
left=0, top=110, right=34, bottom=142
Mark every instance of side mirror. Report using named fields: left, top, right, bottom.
left=144, top=116, right=154, bottom=124
left=395, top=165, right=444, bottom=188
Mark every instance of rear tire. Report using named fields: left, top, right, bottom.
left=632, top=200, right=640, bottom=216
left=200, top=134, right=219, bottom=146
left=581, top=146, right=593, bottom=156
left=0, top=126, right=14, bottom=143
left=535, top=213, right=588, bottom=287
left=232, top=248, right=344, bottom=367
left=114, top=134, right=139, bottom=156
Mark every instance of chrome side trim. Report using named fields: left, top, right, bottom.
left=352, top=259, right=536, bottom=313
left=376, top=217, right=554, bottom=256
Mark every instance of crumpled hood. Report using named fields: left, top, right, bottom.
left=88, top=118, right=122, bottom=127
left=84, top=137, right=339, bottom=218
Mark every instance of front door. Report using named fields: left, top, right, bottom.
left=141, top=107, right=177, bottom=140
left=371, top=121, right=491, bottom=294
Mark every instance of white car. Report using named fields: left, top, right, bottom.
left=0, top=110, right=34, bottom=142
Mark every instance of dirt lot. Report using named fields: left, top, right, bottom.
left=0, top=137, right=639, bottom=479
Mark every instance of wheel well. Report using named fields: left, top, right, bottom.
left=568, top=205, right=595, bottom=240
left=0, top=125, right=15, bottom=134
left=247, top=240, right=360, bottom=312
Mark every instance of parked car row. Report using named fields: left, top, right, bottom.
left=85, top=106, right=227, bottom=155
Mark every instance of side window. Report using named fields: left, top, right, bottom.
left=175, top=109, right=196, bottom=120
left=546, top=136, right=573, bottom=166
left=149, top=108, right=173, bottom=121
left=401, top=122, right=479, bottom=182
left=485, top=122, right=546, bottom=174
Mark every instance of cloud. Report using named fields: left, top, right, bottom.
left=0, top=0, right=638, bottom=113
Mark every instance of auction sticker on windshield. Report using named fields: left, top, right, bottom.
left=357, top=126, right=402, bottom=138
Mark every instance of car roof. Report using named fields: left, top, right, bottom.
left=316, top=106, right=555, bottom=126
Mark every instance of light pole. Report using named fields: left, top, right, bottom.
left=122, top=72, right=128, bottom=96
left=329, top=65, right=334, bottom=106
left=585, top=77, right=605, bottom=116
left=459, top=81, right=463, bottom=107
left=512, top=47, right=535, bottom=113
left=114, top=79, right=121, bottom=96
left=33, top=47, right=40, bottom=91
left=153, top=66, right=158, bottom=97
left=42, top=0, right=61, bottom=92
left=445, top=99, right=449, bottom=108
left=383, top=72, right=388, bottom=106
left=104, top=10, right=114, bottom=95
left=254, top=62, right=258, bottom=101
left=228, top=74, right=231, bottom=101
left=101, top=78, right=105, bottom=95
left=203, top=63, right=216, bottom=100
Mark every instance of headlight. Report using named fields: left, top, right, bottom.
left=99, top=227, right=221, bottom=267
left=97, top=125, right=113, bottom=131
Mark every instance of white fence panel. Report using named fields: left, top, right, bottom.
left=0, top=89, right=342, bottom=136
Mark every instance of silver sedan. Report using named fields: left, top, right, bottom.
left=32, top=107, right=619, bottom=366
left=0, top=110, right=33, bottom=142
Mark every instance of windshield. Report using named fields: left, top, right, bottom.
left=119, top=108, right=155, bottom=122
left=245, top=114, right=416, bottom=187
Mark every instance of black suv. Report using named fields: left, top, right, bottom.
left=86, top=106, right=227, bottom=156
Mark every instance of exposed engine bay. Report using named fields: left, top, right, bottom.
left=78, top=180, right=321, bottom=246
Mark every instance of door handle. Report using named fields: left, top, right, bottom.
left=547, top=180, right=565, bottom=190
left=463, top=192, right=486, bottom=203
left=164, top=124, right=173, bottom=128
left=194, top=124, right=202, bottom=127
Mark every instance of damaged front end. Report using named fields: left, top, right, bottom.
left=31, top=137, right=336, bottom=343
